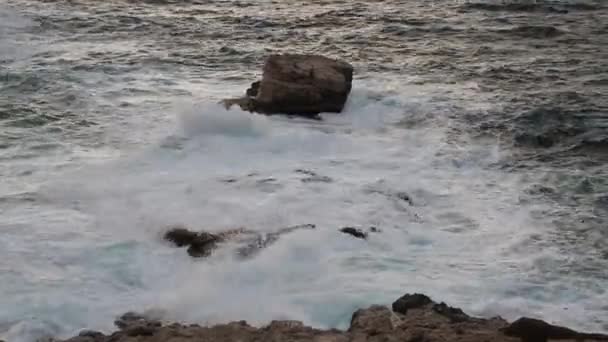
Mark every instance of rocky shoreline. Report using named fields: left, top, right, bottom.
left=58, top=293, right=608, bottom=342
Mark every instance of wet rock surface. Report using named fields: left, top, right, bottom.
left=59, top=293, right=608, bottom=342
left=163, top=227, right=224, bottom=258
left=223, top=54, right=353, bottom=118
left=164, top=224, right=316, bottom=258
left=503, top=317, right=608, bottom=342
left=392, top=293, right=433, bottom=315
left=339, top=227, right=368, bottom=239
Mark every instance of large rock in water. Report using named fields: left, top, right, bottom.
left=223, top=54, right=353, bottom=118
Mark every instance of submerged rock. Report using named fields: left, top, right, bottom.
left=164, top=224, right=316, bottom=259
left=59, top=292, right=608, bottom=342
left=339, top=227, right=368, bottom=239
left=223, top=54, right=353, bottom=118
left=163, top=227, right=200, bottom=247
left=163, top=227, right=223, bottom=258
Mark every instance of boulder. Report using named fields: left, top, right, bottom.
left=392, top=293, right=432, bottom=315
left=223, top=54, right=353, bottom=118
left=163, top=227, right=199, bottom=247
left=163, top=227, right=223, bottom=258
left=502, top=317, right=608, bottom=342
left=164, top=225, right=316, bottom=259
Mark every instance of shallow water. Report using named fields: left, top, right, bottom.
left=1, top=0, right=607, bottom=341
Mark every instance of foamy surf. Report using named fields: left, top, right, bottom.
left=3, top=87, right=581, bottom=341
left=2, top=0, right=607, bottom=339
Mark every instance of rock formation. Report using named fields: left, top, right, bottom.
left=339, top=227, right=368, bottom=239
left=58, top=293, right=608, bottom=342
left=163, top=224, right=316, bottom=258
left=222, top=54, right=353, bottom=118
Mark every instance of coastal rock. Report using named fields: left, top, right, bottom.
left=163, top=227, right=199, bottom=247
left=502, top=317, right=608, bottom=342
left=339, top=227, right=368, bottom=239
left=187, top=232, right=223, bottom=258
left=77, top=330, right=104, bottom=339
left=163, top=227, right=223, bottom=258
left=349, top=305, right=395, bottom=333
left=392, top=293, right=432, bottom=315
left=58, top=292, right=608, bottom=342
left=164, top=224, right=316, bottom=259
left=114, top=312, right=161, bottom=330
left=223, top=54, right=353, bottom=118
left=431, top=302, right=471, bottom=323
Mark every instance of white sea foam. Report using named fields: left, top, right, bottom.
left=5, top=83, right=602, bottom=342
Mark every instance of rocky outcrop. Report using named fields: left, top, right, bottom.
left=163, top=227, right=227, bottom=258
left=222, top=54, right=353, bottom=118
left=392, top=293, right=433, bottom=314
left=503, top=317, right=608, bottom=342
left=59, top=293, right=608, bottom=342
left=339, top=227, right=368, bottom=239
left=163, top=224, right=316, bottom=258
left=339, top=226, right=381, bottom=239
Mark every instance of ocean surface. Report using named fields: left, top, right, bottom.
left=1, top=0, right=607, bottom=341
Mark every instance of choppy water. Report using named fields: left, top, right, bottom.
left=1, top=0, right=607, bottom=341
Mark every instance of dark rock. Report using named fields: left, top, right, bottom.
left=124, top=324, right=157, bottom=337
left=246, top=81, right=260, bottom=97
left=369, top=226, right=381, bottom=233
left=165, top=225, right=318, bottom=259
left=432, top=302, right=470, bottom=323
left=502, top=317, right=608, bottom=342
left=339, top=227, right=368, bottom=239
left=58, top=292, right=608, bottom=342
left=392, top=293, right=432, bottom=315
left=164, top=227, right=223, bottom=258
left=164, top=227, right=199, bottom=247
left=115, top=312, right=147, bottom=329
left=223, top=54, right=353, bottom=118
left=186, top=232, right=222, bottom=258
left=78, top=330, right=104, bottom=339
